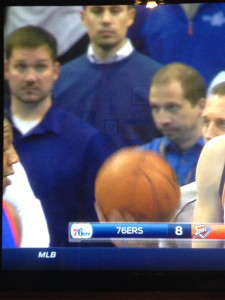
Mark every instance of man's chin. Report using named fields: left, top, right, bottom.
left=3, top=177, right=11, bottom=190
left=162, top=130, right=176, bottom=138
left=161, top=131, right=181, bottom=145
left=97, top=39, right=120, bottom=49
left=18, top=96, right=43, bottom=104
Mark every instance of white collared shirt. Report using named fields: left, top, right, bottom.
left=87, top=38, right=134, bottom=64
left=12, top=115, right=39, bottom=135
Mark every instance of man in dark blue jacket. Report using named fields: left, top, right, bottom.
left=128, top=3, right=225, bottom=86
left=4, top=26, right=109, bottom=247
left=53, top=5, right=162, bottom=153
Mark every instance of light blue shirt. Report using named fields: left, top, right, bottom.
left=141, top=136, right=205, bottom=186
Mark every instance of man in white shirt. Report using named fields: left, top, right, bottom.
left=4, top=162, right=50, bottom=247
left=3, top=118, right=50, bottom=247
left=193, top=135, right=225, bottom=248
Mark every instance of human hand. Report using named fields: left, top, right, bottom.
left=94, top=202, right=158, bottom=248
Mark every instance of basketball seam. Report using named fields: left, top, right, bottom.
left=139, top=169, right=161, bottom=221
left=143, top=157, right=180, bottom=200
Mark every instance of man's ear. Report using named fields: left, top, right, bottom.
left=53, top=61, right=61, bottom=82
left=80, top=10, right=86, bottom=26
left=127, top=8, right=136, bottom=28
left=198, top=98, right=206, bottom=115
left=4, top=60, right=9, bottom=80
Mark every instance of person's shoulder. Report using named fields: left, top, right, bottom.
left=202, top=135, right=225, bottom=158
left=197, top=136, right=225, bottom=184
left=60, top=54, right=88, bottom=72
left=132, top=50, right=162, bottom=70
left=141, top=137, right=163, bottom=150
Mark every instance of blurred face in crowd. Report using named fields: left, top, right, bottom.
left=4, top=46, right=60, bottom=105
left=3, top=118, right=19, bottom=193
left=81, top=6, right=135, bottom=56
left=150, top=80, right=205, bottom=150
left=202, top=94, right=225, bottom=142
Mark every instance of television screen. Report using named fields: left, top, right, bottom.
left=2, top=1, right=225, bottom=293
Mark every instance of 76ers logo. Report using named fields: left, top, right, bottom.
left=194, top=225, right=212, bottom=239
left=70, top=223, right=93, bottom=239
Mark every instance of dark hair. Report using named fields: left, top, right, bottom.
left=151, top=63, right=206, bottom=106
left=212, top=82, right=225, bottom=96
left=5, top=25, right=58, bottom=61
left=83, top=5, right=135, bottom=10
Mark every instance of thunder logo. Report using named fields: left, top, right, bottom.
left=193, top=225, right=212, bottom=239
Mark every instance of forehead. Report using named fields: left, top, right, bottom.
left=203, top=96, right=225, bottom=116
left=9, top=46, right=53, bottom=62
left=150, top=81, right=185, bottom=103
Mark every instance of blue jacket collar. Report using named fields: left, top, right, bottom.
left=163, top=136, right=205, bottom=151
left=5, top=101, right=62, bottom=136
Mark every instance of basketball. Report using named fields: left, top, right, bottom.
left=95, top=148, right=180, bottom=222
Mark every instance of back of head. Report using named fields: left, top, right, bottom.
left=5, top=25, right=58, bottom=61
left=202, top=81, right=225, bottom=142
left=211, top=82, right=225, bottom=97
left=207, top=71, right=225, bottom=99
left=152, top=63, right=206, bottom=106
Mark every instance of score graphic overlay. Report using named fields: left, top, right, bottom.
left=69, top=223, right=225, bottom=242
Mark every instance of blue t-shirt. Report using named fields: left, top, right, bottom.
left=53, top=50, right=162, bottom=152
left=7, top=105, right=109, bottom=247
left=141, top=137, right=205, bottom=186
left=128, top=3, right=225, bottom=86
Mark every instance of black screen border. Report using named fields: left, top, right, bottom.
left=2, top=0, right=225, bottom=294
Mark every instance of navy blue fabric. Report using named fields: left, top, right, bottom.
left=53, top=50, right=162, bottom=153
left=7, top=106, right=109, bottom=247
left=141, top=136, right=205, bottom=186
left=128, top=3, right=225, bottom=86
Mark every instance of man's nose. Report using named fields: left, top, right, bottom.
left=155, top=110, right=172, bottom=127
left=24, top=68, right=38, bottom=82
left=101, top=10, right=113, bottom=23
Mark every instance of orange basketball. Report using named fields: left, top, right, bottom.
left=95, top=148, right=180, bottom=222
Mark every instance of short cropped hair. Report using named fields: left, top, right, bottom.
left=83, top=5, right=135, bottom=10
left=212, top=82, right=225, bottom=96
left=151, top=63, right=206, bottom=106
left=5, top=25, right=58, bottom=61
